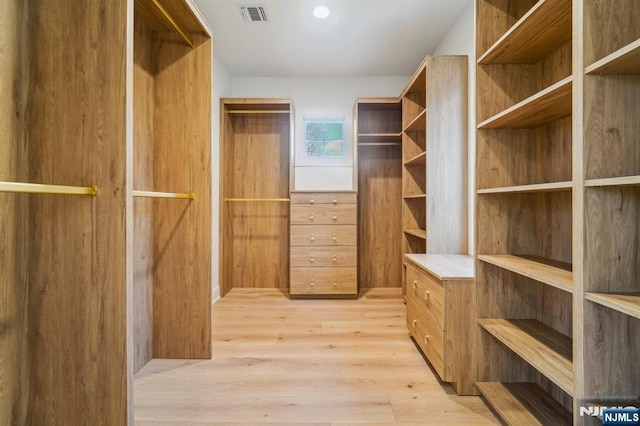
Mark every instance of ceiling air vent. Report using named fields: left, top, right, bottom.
left=241, top=6, right=268, bottom=23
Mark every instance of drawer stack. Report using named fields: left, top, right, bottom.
left=290, top=192, right=358, bottom=297
left=404, top=254, right=476, bottom=395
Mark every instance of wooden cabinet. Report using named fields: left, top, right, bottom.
left=1, top=0, right=211, bottom=423
left=220, top=99, right=293, bottom=296
left=290, top=192, right=358, bottom=296
left=355, top=98, right=403, bottom=289
left=404, top=255, right=476, bottom=396
left=400, top=56, right=468, bottom=294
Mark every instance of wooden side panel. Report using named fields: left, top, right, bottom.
left=133, top=15, right=155, bottom=374
left=25, top=0, right=128, bottom=424
left=0, top=0, right=29, bottom=423
left=222, top=112, right=290, bottom=295
left=152, top=32, right=212, bottom=359
left=426, top=57, right=468, bottom=254
left=358, top=145, right=403, bottom=288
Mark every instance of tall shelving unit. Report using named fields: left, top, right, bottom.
left=581, top=0, right=640, bottom=421
left=355, top=98, right=403, bottom=288
left=475, top=0, right=574, bottom=423
left=401, top=56, right=468, bottom=293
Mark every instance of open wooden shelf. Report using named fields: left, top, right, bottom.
left=476, top=382, right=572, bottom=426
left=404, top=151, right=426, bottom=166
left=404, top=229, right=427, bottom=240
left=478, top=255, right=573, bottom=293
left=585, top=175, right=640, bottom=188
left=403, top=194, right=426, bottom=200
left=404, top=110, right=426, bottom=132
left=586, top=293, right=640, bottom=320
left=477, top=181, right=572, bottom=194
left=478, top=0, right=572, bottom=65
left=357, top=133, right=403, bottom=144
left=586, top=38, right=640, bottom=75
left=478, top=318, right=573, bottom=395
left=478, top=76, right=572, bottom=129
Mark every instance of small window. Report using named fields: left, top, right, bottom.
left=304, top=117, right=344, bottom=157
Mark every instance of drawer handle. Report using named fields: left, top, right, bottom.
left=309, top=214, right=314, bottom=221
left=332, top=234, right=337, bottom=243
left=309, top=279, right=315, bottom=287
left=332, top=254, right=338, bottom=263
left=310, top=197, right=315, bottom=204
left=424, top=290, right=430, bottom=301
left=412, top=319, right=417, bottom=327
left=332, top=196, right=338, bottom=204
left=332, top=213, right=338, bottom=221
left=310, top=255, right=315, bottom=263
left=332, top=279, right=338, bottom=287
left=310, top=234, right=315, bottom=242
left=413, top=279, right=418, bottom=289
left=424, top=334, right=430, bottom=344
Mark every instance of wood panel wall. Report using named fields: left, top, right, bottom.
left=23, top=0, right=129, bottom=424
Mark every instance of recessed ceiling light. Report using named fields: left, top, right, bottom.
left=313, top=6, right=330, bottom=19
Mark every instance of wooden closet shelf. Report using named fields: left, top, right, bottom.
left=225, top=198, right=290, bottom=202
left=358, top=142, right=402, bottom=147
left=478, top=254, right=573, bottom=293
left=477, top=181, right=572, bottom=194
left=586, top=293, right=640, bottom=320
left=478, top=0, right=572, bottom=64
left=478, top=318, right=574, bottom=395
left=0, top=181, right=97, bottom=196
left=478, top=76, right=572, bottom=129
left=358, top=132, right=402, bottom=141
left=586, top=38, right=640, bottom=75
left=585, top=175, right=640, bottom=187
left=146, top=0, right=194, bottom=47
left=403, top=194, right=426, bottom=200
left=404, top=110, right=427, bottom=132
left=133, top=190, right=194, bottom=199
left=404, top=151, right=426, bottom=166
left=404, top=229, right=427, bottom=239
left=476, top=382, right=572, bottom=426
left=226, top=110, right=290, bottom=114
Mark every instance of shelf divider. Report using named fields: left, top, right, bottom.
left=403, top=110, right=426, bottom=132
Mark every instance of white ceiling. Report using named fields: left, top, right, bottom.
left=192, top=0, right=472, bottom=77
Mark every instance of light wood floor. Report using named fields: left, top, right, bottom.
left=134, top=288, right=497, bottom=425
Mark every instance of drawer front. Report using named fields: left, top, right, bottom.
left=290, top=225, right=357, bottom=246
left=290, top=246, right=357, bottom=267
left=290, top=204, right=357, bottom=225
left=406, top=298, right=446, bottom=380
left=290, top=192, right=357, bottom=205
left=290, top=267, right=357, bottom=295
left=406, top=262, right=445, bottom=330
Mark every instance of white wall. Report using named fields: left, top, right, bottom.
left=231, top=76, right=408, bottom=190
left=433, top=2, right=475, bottom=255
left=212, top=54, right=232, bottom=302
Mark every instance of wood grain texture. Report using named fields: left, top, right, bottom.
left=357, top=143, right=403, bottom=288
left=478, top=254, right=573, bottom=292
left=476, top=382, right=571, bottom=426
left=134, top=0, right=210, bottom=35
left=586, top=38, right=640, bottom=74
left=24, top=0, right=129, bottom=423
left=356, top=99, right=402, bottom=135
left=151, top=30, right=211, bottom=359
left=290, top=204, right=357, bottom=225
left=478, top=0, right=572, bottom=64
left=584, top=186, right=640, bottom=293
left=290, top=267, right=357, bottom=295
left=476, top=0, right=539, bottom=59
left=584, top=75, right=640, bottom=180
left=220, top=103, right=291, bottom=296
left=134, top=288, right=497, bottom=424
left=585, top=293, right=640, bottom=320
left=290, top=246, right=357, bottom=267
left=0, top=0, right=29, bottom=423
left=133, top=14, right=155, bottom=374
left=584, top=0, right=640, bottom=66
left=290, top=224, right=357, bottom=246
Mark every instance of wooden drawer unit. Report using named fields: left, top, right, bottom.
left=290, top=192, right=357, bottom=297
left=404, top=254, right=476, bottom=395
left=290, top=246, right=357, bottom=267
left=290, top=267, right=357, bottom=295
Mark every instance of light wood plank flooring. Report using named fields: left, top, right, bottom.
left=134, top=288, right=497, bottom=425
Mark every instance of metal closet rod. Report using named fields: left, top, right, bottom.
left=0, top=181, right=98, bottom=196
left=225, top=198, right=290, bottom=202
left=150, top=0, right=195, bottom=48
left=133, top=190, right=194, bottom=200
